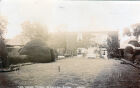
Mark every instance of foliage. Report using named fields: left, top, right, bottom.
left=0, top=15, right=9, bottom=67
left=21, top=21, right=48, bottom=42
left=123, top=27, right=131, bottom=36
left=8, top=55, right=29, bottom=65
left=107, top=31, right=120, bottom=58
left=19, top=39, right=56, bottom=63
left=47, top=32, right=67, bottom=50
left=132, top=23, right=140, bottom=40
left=0, top=15, right=7, bottom=37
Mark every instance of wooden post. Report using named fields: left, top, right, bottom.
left=58, top=66, right=60, bottom=72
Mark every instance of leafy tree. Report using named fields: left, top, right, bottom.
left=21, top=21, right=48, bottom=43
left=132, top=23, right=140, bottom=40
left=123, top=27, right=131, bottom=36
left=48, top=25, right=68, bottom=54
left=0, top=15, right=9, bottom=67
left=107, top=31, right=120, bottom=58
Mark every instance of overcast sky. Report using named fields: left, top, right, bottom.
left=1, top=0, right=140, bottom=38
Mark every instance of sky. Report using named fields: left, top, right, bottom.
left=1, top=0, right=140, bottom=38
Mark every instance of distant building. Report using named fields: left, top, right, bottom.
left=77, top=32, right=83, bottom=41
left=48, top=31, right=117, bottom=57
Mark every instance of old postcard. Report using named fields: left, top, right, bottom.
left=0, top=0, right=140, bottom=88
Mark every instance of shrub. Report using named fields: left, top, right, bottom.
left=8, top=55, right=29, bottom=64
left=19, top=39, right=57, bottom=63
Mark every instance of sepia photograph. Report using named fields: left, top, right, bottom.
left=0, top=0, right=140, bottom=88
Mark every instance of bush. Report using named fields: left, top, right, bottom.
left=27, top=48, right=52, bottom=63
left=8, top=55, right=29, bottom=64
left=19, top=39, right=57, bottom=63
left=7, top=47, right=28, bottom=64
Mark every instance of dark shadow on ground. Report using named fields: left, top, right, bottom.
left=0, top=73, right=18, bottom=88
left=92, top=62, right=140, bottom=88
